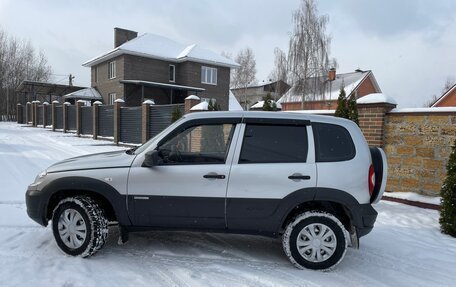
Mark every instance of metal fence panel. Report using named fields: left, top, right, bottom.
left=55, top=106, right=63, bottom=129
left=81, top=106, right=93, bottom=135
left=27, top=105, right=32, bottom=123
left=149, top=104, right=184, bottom=138
left=98, top=105, right=113, bottom=137
left=37, top=106, right=43, bottom=125
left=120, top=106, right=142, bottom=144
left=67, top=106, right=76, bottom=131
left=46, top=107, right=52, bottom=126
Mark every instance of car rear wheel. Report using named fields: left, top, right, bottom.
left=282, top=211, right=348, bottom=270
left=52, top=196, right=108, bottom=257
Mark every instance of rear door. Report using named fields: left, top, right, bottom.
left=226, top=119, right=317, bottom=233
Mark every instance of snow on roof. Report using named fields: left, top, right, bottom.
left=229, top=91, right=243, bottom=111
left=250, top=100, right=282, bottom=109
left=389, top=107, right=456, bottom=113
left=83, top=33, right=239, bottom=68
left=62, top=88, right=102, bottom=100
left=357, top=93, right=397, bottom=105
left=190, top=101, right=209, bottom=111
left=278, top=70, right=378, bottom=103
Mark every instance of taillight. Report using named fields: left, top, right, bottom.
left=369, top=165, right=375, bottom=196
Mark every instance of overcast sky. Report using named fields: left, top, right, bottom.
left=1, top=0, right=455, bottom=107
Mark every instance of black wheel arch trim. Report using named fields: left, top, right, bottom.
left=39, top=176, right=131, bottom=226
left=276, top=187, right=376, bottom=233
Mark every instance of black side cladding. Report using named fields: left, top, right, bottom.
left=369, top=147, right=384, bottom=203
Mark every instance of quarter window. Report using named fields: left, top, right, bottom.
left=158, top=123, right=235, bottom=165
left=312, top=123, right=356, bottom=162
left=108, top=61, right=116, bottom=79
left=201, top=66, right=217, bottom=85
left=239, top=124, right=308, bottom=164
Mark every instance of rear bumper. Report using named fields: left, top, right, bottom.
left=352, top=203, right=378, bottom=237
left=25, top=188, right=48, bottom=226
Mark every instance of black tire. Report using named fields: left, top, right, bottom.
left=282, top=211, right=348, bottom=270
left=52, top=196, right=108, bottom=257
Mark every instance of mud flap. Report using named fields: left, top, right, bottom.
left=349, top=225, right=359, bottom=249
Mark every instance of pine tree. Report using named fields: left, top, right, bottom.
left=334, top=87, right=348, bottom=119
left=347, top=94, right=359, bottom=125
left=440, top=138, right=456, bottom=237
left=208, top=99, right=221, bottom=111
left=171, top=106, right=182, bottom=123
left=262, top=93, right=275, bottom=111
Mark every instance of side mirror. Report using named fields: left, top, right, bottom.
left=142, top=150, right=163, bottom=167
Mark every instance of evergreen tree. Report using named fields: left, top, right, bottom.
left=262, top=93, right=276, bottom=111
left=334, top=87, right=348, bottom=119
left=208, top=99, right=221, bottom=111
left=440, top=138, right=456, bottom=237
left=171, top=106, right=182, bottom=123
left=347, top=94, right=359, bottom=125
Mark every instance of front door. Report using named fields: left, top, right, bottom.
left=128, top=121, right=238, bottom=229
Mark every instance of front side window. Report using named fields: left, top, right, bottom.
left=312, top=123, right=356, bottom=162
left=108, top=93, right=116, bottom=105
left=108, top=61, right=116, bottom=79
left=158, top=123, right=234, bottom=165
left=239, top=124, right=308, bottom=164
left=201, top=66, right=217, bottom=85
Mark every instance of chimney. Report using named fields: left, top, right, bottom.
left=328, top=68, right=336, bottom=81
left=114, top=27, right=138, bottom=48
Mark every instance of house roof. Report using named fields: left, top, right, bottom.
left=63, top=87, right=102, bottom=100
left=278, top=70, right=381, bottom=103
left=431, top=83, right=456, bottom=107
left=83, top=33, right=240, bottom=68
left=16, top=80, right=86, bottom=96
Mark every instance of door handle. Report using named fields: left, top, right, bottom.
left=203, top=173, right=226, bottom=179
left=288, top=173, right=311, bottom=181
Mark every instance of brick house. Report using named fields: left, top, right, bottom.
left=231, top=80, right=290, bottom=110
left=278, top=69, right=381, bottom=111
left=431, top=83, right=456, bottom=107
left=82, top=28, right=239, bottom=109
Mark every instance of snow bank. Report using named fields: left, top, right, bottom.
left=357, top=93, right=397, bottom=105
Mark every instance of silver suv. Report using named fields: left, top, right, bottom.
left=26, top=111, right=387, bottom=270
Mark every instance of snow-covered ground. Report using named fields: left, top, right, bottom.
left=1, top=122, right=455, bottom=287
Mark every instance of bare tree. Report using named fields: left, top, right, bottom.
left=424, top=76, right=456, bottom=107
left=287, top=0, right=332, bottom=109
left=269, top=48, right=288, bottom=100
left=231, top=47, right=257, bottom=109
left=0, top=27, right=51, bottom=121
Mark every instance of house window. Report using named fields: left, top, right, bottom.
left=169, top=64, right=175, bottom=82
left=108, top=93, right=116, bottom=105
left=201, top=66, right=217, bottom=85
left=108, top=61, right=116, bottom=79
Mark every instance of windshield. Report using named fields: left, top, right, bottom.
left=133, top=116, right=187, bottom=154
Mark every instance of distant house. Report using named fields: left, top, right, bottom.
left=278, top=69, right=381, bottom=111
left=231, top=80, right=290, bottom=110
left=82, top=28, right=239, bottom=109
left=431, top=83, right=456, bottom=107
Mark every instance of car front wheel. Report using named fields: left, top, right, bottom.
left=52, top=196, right=108, bottom=257
left=282, top=211, right=348, bottom=270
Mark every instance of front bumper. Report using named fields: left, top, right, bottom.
left=25, top=188, right=48, bottom=226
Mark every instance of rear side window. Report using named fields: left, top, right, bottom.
left=312, top=123, right=355, bottom=162
left=239, top=124, right=308, bottom=163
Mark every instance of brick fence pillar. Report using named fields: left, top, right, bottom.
left=357, top=94, right=397, bottom=147
left=113, top=99, right=125, bottom=144
left=63, top=102, right=71, bottom=133
left=76, top=100, right=85, bottom=136
left=184, top=95, right=200, bottom=114
left=42, top=102, right=49, bottom=128
left=141, top=100, right=154, bottom=143
left=51, top=100, right=59, bottom=131
left=32, top=101, right=40, bottom=127
left=92, top=101, right=102, bottom=140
